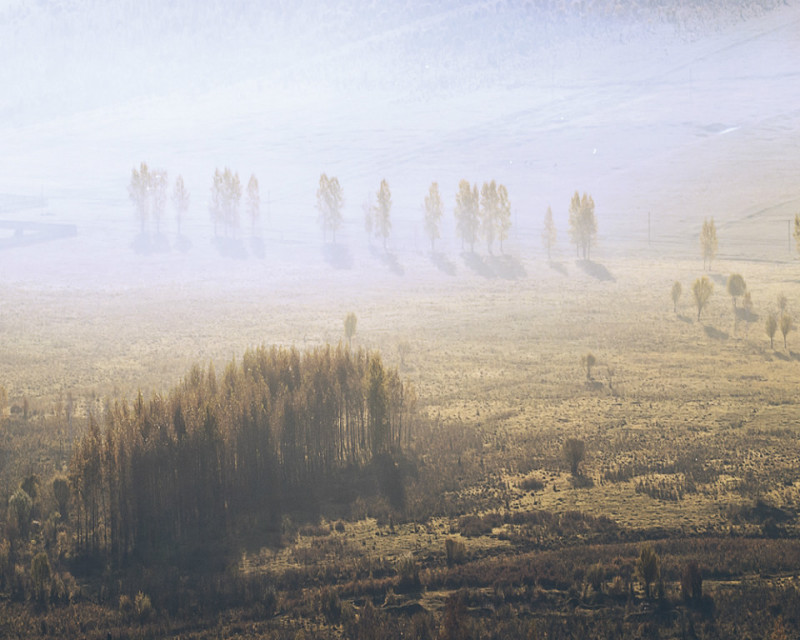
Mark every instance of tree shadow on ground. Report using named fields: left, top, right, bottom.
left=549, top=261, right=568, bottom=276
left=570, top=474, right=594, bottom=489
left=250, top=237, right=265, bottom=259
left=773, top=350, right=790, bottom=361
left=488, top=254, right=526, bottom=279
left=215, top=237, right=247, bottom=259
left=704, top=325, right=728, bottom=340
left=323, top=243, right=353, bottom=269
left=132, top=232, right=170, bottom=255
left=462, top=251, right=495, bottom=278
left=370, top=245, right=404, bottom=275
left=736, top=307, right=758, bottom=323
left=677, top=314, right=693, bottom=323
left=175, top=234, right=192, bottom=253
left=576, top=259, right=615, bottom=282
left=430, top=252, right=456, bottom=276
left=709, top=272, right=727, bottom=286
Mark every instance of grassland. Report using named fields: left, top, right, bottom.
left=2, top=246, right=800, bottom=637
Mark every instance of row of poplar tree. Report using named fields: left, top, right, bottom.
left=319, top=176, right=514, bottom=253
left=68, top=345, right=412, bottom=561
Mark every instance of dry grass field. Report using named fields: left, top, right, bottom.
left=2, top=238, right=800, bottom=637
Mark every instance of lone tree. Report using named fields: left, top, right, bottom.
left=542, top=206, right=557, bottom=261
left=671, top=281, right=682, bottom=313
left=423, top=182, right=443, bottom=252
left=562, top=438, right=585, bottom=476
left=246, top=174, right=260, bottom=234
left=344, top=312, right=357, bottom=347
left=454, top=179, right=480, bottom=251
left=172, top=175, right=190, bottom=236
left=316, top=173, right=344, bottom=242
left=727, top=273, right=746, bottom=309
left=374, top=179, right=392, bottom=250
left=568, top=191, right=597, bottom=259
left=780, top=313, right=793, bottom=350
left=681, top=561, right=703, bottom=604
left=637, top=544, right=660, bottom=599
left=692, top=276, right=713, bottom=321
left=794, top=213, right=800, bottom=255
left=766, top=313, right=778, bottom=349
left=581, top=352, right=596, bottom=380
left=700, top=218, right=718, bottom=270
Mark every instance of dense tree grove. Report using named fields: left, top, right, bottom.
left=68, top=345, right=412, bottom=561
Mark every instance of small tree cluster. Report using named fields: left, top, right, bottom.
left=454, top=180, right=481, bottom=252
left=479, top=180, right=511, bottom=253
left=562, top=437, right=585, bottom=476
left=568, top=191, right=597, bottom=259
left=317, top=173, right=344, bottom=242
left=210, top=168, right=243, bottom=237
left=128, top=161, right=168, bottom=235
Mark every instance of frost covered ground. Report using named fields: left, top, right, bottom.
left=0, top=0, right=799, bottom=292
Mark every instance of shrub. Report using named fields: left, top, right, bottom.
left=637, top=545, right=660, bottom=599
left=520, top=474, right=545, bottom=492
left=562, top=438, right=585, bottom=476
left=681, top=561, right=703, bottom=603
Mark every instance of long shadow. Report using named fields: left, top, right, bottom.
left=214, top=236, right=247, bottom=259
left=704, top=325, right=728, bottom=340
left=488, top=254, right=526, bottom=279
left=576, top=259, right=615, bottom=282
left=677, top=314, right=693, bottom=324
left=462, top=251, right=495, bottom=278
left=175, top=234, right=192, bottom=253
left=250, top=237, right=265, bottom=259
left=430, top=252, right=456, bottom=276
left=370, top=245, right=404, bottom=275
left=709, top=273, right=727, bottom=286
left=549, top=261, right=568, bottom=276
left=736, top=307, right=758, bottom=323
left=132, top=232, right=170, bottom=255
left=323, top=243, right=353, bottom=269
left=773, top=350, right=790, bottom=361
left=0, top=220, right=76, bottom=250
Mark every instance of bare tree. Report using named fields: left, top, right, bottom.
left=692, top=276, right=713, bottom=321
left=671, top=281, right=682, bottom=313
left=423, top=182, right=443, bottom=252
left=766, top=313, right=778, bottom=349
left=700, top=218, right=718, bottom=270
left=542, top=206, right=556, bottom=261
left=172, top=175, right=190, bottom=236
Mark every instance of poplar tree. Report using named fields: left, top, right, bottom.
left=700, top=218, right=718, bottom=270
left=172, top=175, right=190, bottom=236
left=568, top=191, right=596, bottom=259
left=423, top=182, right=443, bottom=252
left=542, top=206, right=556, bottom=260
left=375, top=179, right=392, bottom=250
left=454, top=180, right=479, bottom=252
